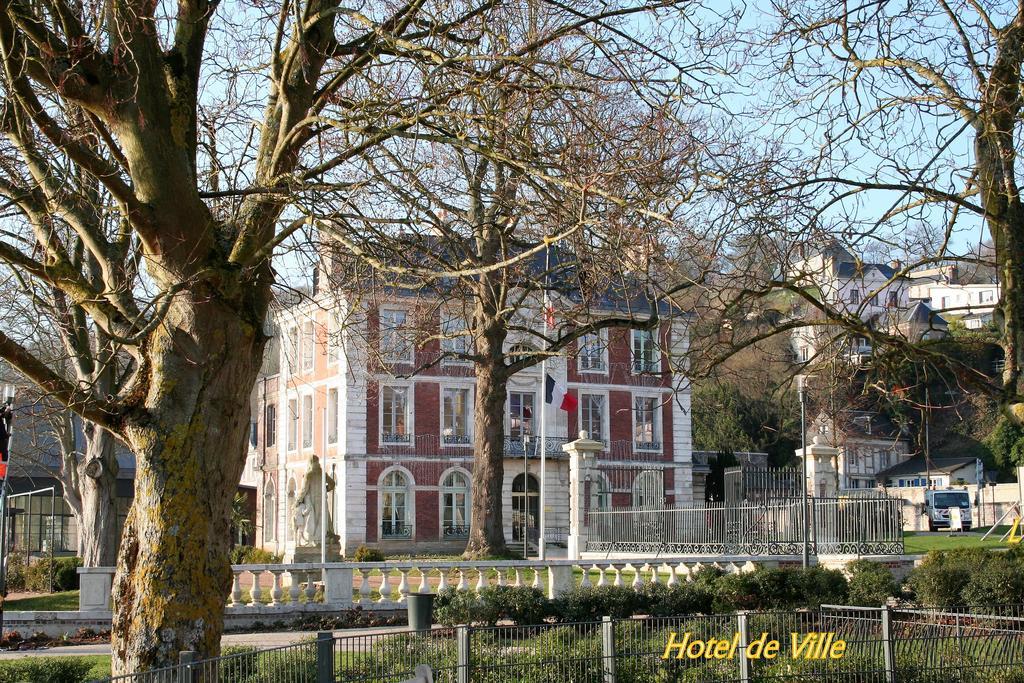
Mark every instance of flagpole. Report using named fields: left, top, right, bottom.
left=538, top=247, right=550, bottom=561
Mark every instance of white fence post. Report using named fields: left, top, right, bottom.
left=601, top=616, right=617, bottom=683
left=737, top=611, right=750, bottom=683
left=456, top=625, right=471, bottom=683
left=881, top=606, right=896, bottom=683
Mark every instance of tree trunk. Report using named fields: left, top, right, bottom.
left=77, top=425, right=120, bottom=567
left=110, top=288, right=266, bottom=674
left=974, top=26, right=1024, bottom=427
left=466, top=358, right=509, bottom=558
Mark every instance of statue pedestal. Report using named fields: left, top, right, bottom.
left=285, top=541, right=341, bottom=563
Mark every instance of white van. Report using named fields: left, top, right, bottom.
left=922, top=488, right=973, bottom=531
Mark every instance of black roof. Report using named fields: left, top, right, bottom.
left=332, top=239, right=677, bottom=316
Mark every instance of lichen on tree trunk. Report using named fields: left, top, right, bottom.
left=109, top=291, right=266, bottom=675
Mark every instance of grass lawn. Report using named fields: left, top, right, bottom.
left=903, top=527, right=1014, bottom=554
left=3, top=590, right=79, bottom=611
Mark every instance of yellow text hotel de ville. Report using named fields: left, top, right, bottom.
left=662, top=632, right=848, bottom=661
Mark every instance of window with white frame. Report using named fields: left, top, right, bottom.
left=580, top=394, right=606, bottom=442
left=578, top=332, right=607, bottom=372
left=869, top=292, right=879, bottom=306
left=982, top=289, right=996, bottom=303
left=848, top=289, right=860, bottom=304
left=287, top=398, right=298, bottom=451
left=302, top=321, right=315, bottom=371
left=441, top=470, right=470, bottom=537
left=631, top=329, right=658, bottom=373
left=508, top=392, right=535, bottom=440
left=380, top=309, right=412, bottom=362
left=442, top=387, right=471, bottom=444
left=381, top=386, right=410, bottom=443
left=441, top=313, right=471, bottom=363
left=381, top=470, right=411, bottom=537
left=887, top=290, right=899, bottom=307
left=633, top=396, right=660, bottom=450
left=302, top=394, right=313, bottom=448
left=327, top=388, right=339, bottom=444
left=263, top=482, right=277, bottom=543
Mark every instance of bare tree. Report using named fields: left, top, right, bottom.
left=318, top=3, right=727, bottom=557
left=0, top=0, right=715, bottom=670
left=740, top=0, right=1024, bottom=425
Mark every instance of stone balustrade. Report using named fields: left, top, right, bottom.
left=78, top=558, right=761, bottom=614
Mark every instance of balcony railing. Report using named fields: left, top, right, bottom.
left=441, top=433, right=472, bottom=446
left=381, top=431, right=411, bottom=444
left=442, top=524, right=470, bottom=538
left=372, top=433, right=670, bottom=460
left=381, top=521, right=412, bottom=539
left=504, top=435, right=570, bottom=457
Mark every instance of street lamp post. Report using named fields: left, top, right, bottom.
left=797, top=374, right=814, bottom=569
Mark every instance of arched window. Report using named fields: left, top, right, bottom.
left=381, top=470, right=412, bottom=538
left=590, top=474, right=611, bottom=513
left=441, top=470, right=471, bottom=538
left=263, top=481, right=277, bottom=543
left=631, top=470, right=664, bottom=509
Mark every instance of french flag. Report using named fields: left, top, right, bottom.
left=545, top=374, right=578, bottom=412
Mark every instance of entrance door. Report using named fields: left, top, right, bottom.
left=511, top=473, right=539, bottom=543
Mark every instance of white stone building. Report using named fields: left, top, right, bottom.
left=788, top=244, right=912, bottom=364
left=908, top=265, right=1000, bottom=330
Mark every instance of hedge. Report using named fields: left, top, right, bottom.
left=0, top=658, right=94, bottom=683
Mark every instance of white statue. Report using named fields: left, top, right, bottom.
left=292, top=455, right=336, bottom=546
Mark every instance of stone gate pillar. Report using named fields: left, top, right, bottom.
left=797, top=434, right=841, bottom=497
left=564, top=431, right=603, bottom=559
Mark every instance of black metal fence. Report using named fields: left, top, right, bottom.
left=586, top=496, right=905, bottom=556
left=96, top=604, right=1024, bottom=682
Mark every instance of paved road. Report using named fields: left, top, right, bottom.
left=0, top=624, right=415, bottom=659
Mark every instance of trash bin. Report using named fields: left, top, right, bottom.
left=406, top=592, right=435, bottom=631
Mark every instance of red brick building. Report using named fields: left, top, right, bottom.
left=247, top=288, right=693, bottom=558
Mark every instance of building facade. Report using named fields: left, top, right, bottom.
left=246, top=292, right=693, bottom=559
left=788, top=244, right=915, bottom=363
left=908, top=265, right=1000, bottom=330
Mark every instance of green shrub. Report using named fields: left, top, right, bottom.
left=433, top=586, right=548, bottom=626
left=230, top=545, right=282, bottom=564
left=846, top=560, right=898, bottom=607
left=0, top=657, right=93, bottom=683
left=907, top=549, right=988, bottom=606
left=480, top=585, right=549, bottom=625
left=555, top=585, right=647, bottom=623
left=712, top=567, right=848, bottom=612
left=352, top=545, right=385, bottom=562
left=961, top=552, right=1024, bottom=606
left=794, top=566, right=848, bottom=608
left=434, top=587, right=498, bottom=626
left=21, top=557, right=83, bottom=592
left=691, top=565, right=726, bottom=587
left=640, top=582, right=715, bottom=617
left=712, top=571, right=762, bottom=612
left=4, top=550, right=27, bottom=591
